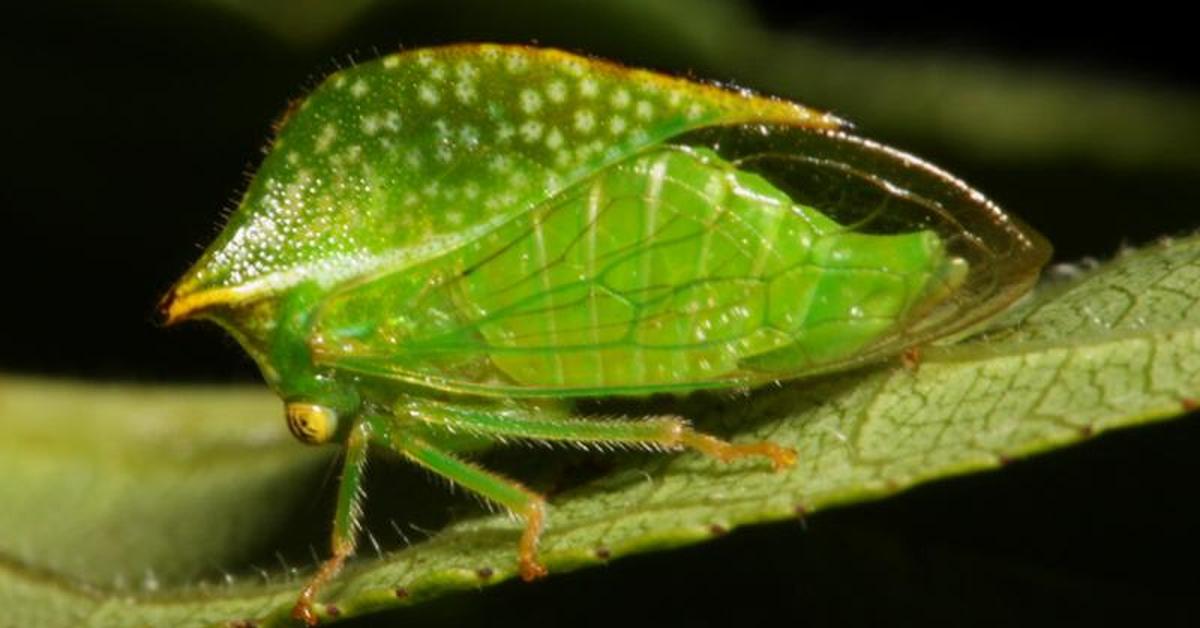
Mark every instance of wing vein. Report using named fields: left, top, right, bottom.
left=634, top=154, right=669, bottom=382
left=531, top=212, right=565, bottom=386
left=586, top=178, right=605, bottom=386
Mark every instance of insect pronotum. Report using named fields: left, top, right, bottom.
left=160, top=44, right=1050, bottom=624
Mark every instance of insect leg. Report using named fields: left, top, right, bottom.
left=404, top=400, right=796, bottom=470
left=292, top=421, right=372, bottom=626
left=387, top=428, right=549, bottom=581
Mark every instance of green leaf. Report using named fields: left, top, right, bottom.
left=0, top=381, right=335, bottom=625
left=3, top=234, right=1198, bottom=627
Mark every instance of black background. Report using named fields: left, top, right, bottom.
left=2, top=2, right=1197, bottom=626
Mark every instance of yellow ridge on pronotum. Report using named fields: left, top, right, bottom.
left=160, top=283, right=256, bottom=325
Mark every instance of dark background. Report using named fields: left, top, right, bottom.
left=2, top=2, right=1197, bottom=626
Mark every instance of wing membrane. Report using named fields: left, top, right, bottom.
left=312, top=137, right=984, bottom=397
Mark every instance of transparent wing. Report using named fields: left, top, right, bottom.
left=312, top=129, right=1049, bottom=398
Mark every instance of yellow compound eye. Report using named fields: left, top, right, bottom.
left=285, top=402, right=338, bottom=445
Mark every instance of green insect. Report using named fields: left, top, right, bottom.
left=161, top=44, right=1050, bottom=624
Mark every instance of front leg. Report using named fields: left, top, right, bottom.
left=292, top=420, right=372, bottom=625
left=386, top=428, right=549, bottom=581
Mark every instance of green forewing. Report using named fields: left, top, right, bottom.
left=312, top=145, right=960, bottom=396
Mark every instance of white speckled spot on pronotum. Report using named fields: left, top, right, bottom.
left=574, top=110, right=596, bottom=133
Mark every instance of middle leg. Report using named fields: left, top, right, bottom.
left=397, top=398, right=796, bottom=470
